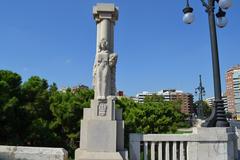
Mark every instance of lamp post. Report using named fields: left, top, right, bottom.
left=195, top=75, right=206, bottom=119
left=182, top=0, right=232, bottom=127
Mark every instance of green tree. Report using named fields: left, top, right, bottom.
left=193, top=100, right=211, bottom=118
left=0, top=70, right=95, bottom=158
left=117, top=95, right=187, bottom=148
left=0, top=70, right=21, bottom=105
left=0, top=70, right=190, bottom=159
left=49, top=86, right=93, bottom=158
left=21, top=76, right=52, bottom=120
left=0, top=70, right=23, bottom=144
left=20, top=76, right=61, bottom=147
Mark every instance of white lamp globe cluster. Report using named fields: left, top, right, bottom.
left=182, top=0, right=232, bottom=28
left=219, top=0, right=232, bottom=10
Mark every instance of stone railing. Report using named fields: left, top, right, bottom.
left=129, top=127, right=238, bottom=160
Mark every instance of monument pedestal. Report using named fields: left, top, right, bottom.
left=75, top=149, right=125, bottom=160
left=75, top=3, right=127, bottom=160
left=75, top=97, right=127, bottom=160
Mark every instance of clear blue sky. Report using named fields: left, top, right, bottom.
left=0, top=0, right=239, bottom=99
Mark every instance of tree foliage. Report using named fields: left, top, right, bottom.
left=117, top=96, right=186, bottom=135
left=116, top=95, right=188, bottom=149
left=0, top=70, right=188, bottom=158
left=193, top=100, right=212, bottom=118
left=0, top=70, right=93, bottom=158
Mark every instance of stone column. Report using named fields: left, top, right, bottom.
left=75, top=4, right=127, bottom=160
left=92, top=3, right=118, bottom=99
left=94, top=4, right=118, bottom=53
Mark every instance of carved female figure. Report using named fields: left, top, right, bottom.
left=93, top=39, right=111, bottom=99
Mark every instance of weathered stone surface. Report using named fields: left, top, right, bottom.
left=115, top=108, right=122, bottom=121
left=92, top=3, right=118, bottom=100
left=87, top=120, right=117, bottom=152
left=129, top=127, right=238, bottom=160
left=0, top=146, right=68, bottom=160
left=90, top=96, right=116, bottom=120
left=75, top=149, right=123, bottom=160
left=75, top=3, right=127, bottom=160
left=116, top=121, right=124, bottom=151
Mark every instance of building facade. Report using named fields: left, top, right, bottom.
left=205, top=94, right=228, bottom=112
left=225, top=65, right=240, bottom=116
left=135, top=91, right=154, bottom=103
left=135, top=89, right=193, bottom=115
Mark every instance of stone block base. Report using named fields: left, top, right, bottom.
left=0, top=145, right=68, bottom=160
left=189, top=127, right=238, bottom=160
left=75, top=149, right=125, bottom=160
left=87, top=120, right=117, bottom=152
left=76, top=96, right=127, bottom=160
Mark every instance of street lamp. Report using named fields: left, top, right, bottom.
left=182, top=0, right=232, bottom=127
left=183, top=0, right=194, bottom=24
left=195, top=75, right=206, bottom=119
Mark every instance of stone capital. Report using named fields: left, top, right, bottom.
left=93, top=3, right=118, bottom=23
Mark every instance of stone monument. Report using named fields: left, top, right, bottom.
left=75, top=3, right=127, bottom=160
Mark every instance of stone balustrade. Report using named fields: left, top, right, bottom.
left=129, top=127, right=238, bottom=160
